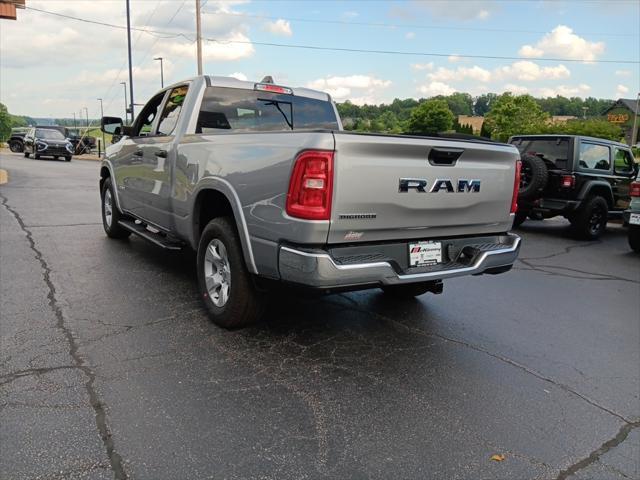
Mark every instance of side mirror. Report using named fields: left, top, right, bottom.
left=101, top=116, right=124, bottom=135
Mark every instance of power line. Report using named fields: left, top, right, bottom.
left=24, top=5, right=640, bottom=65
left=206, top=38, right=640, bottom=64
left=204, top=11, right=639, bottom=38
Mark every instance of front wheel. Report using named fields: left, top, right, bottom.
left=24, top=152, right=30, bottom=158
left=629, top=225, right=640, bottom=253
left=570, top=196, right=608, bottom=239
left=101, top=177, right=131, bottom=239
left=34, top=154, right=41, bottom=159
left=64, top=156, right=72, bottom=162
left=197, top=217, right=266, bottom=329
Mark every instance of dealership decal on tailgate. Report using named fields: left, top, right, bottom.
left=630, top=213, right=640, bottom=225
left=409, top=241, right=442, bottom=267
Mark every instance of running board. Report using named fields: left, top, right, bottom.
left=118, top=220, right=183, bottom=250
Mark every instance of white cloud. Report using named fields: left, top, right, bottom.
left=503, top=84, right=530, bottom=95
left=616, top=84, right=629, bottom=97
left=341, top=11, right=359, bottom=19
left=307, top=75, right=392, bottom=104
left=494, top=61, right=570, bottom=82
left=405, top=31, right=416, bottom=40
left=411, top=62, right=434, bottom=71
left=172, top=32, right=254, bottom=61
left=263, top=19, right=292, bottom=37
left=418, top=81, right=456, bottom=96
left=429, top=65, right=492, bottom=83
left=615, top=70, right=631, bottom=77
left=448, top=54, right=462, bottom=63
left=538, top=84, right=591, bottom=97
left=518, top=25, right=605, bottom=62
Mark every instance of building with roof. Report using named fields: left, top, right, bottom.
left=602, top=98, right=639, bottom=146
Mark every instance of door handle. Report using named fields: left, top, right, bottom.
left=133, top=150, right=143, bottom=157
left=428, top=147, right=464, bottom=166
left=155, top=150, right=167, bottom=158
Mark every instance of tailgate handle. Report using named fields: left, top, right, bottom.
left=428, top=148, right=464, bottom=166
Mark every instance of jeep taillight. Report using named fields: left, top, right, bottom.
left=510, top=160, right=521, bottom=214
left=561, top=174, right=575, bottom=188
left=286, top=150, right=334, bottom=220
left=631, top=181, right=640, bottom=197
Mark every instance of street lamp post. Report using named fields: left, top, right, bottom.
left=120, top=82, right=128, bottom=123
left=97, top=98, right=106, bottom=153
left=73, top=112, right=77, bottom=129
left=154, top=57, right=164, bottom=88
left=83, top=107, right=89, bottom=128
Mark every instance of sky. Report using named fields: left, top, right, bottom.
left=1, top=0, right=639, bottom=119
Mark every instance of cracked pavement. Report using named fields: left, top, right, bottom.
left=1, top=152, right=638, bottom=479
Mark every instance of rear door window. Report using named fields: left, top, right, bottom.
left=197, top=87, right=339, bottom=134
left=613, top=148, right=634, bottom=175
left=510, top=137, right=570, bottom=169
left=579, top=142, right=610, bottom=171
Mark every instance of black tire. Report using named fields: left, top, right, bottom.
left=9, top=140, right=23, bottom=153
left=518, top=154, right=549, bottom=201
left=65, top=156, right=72, bottom=162
left=34, top=154, right=41, bottom=159
left=513, top=210, right=528, bottom=228
left=381, top=282, right=434, bottom=298
left=629, top=225, right=640, bottom=253
left=100, top=177, right=131, bottom=239
left=24, top=152, right=30, bottom=158
left=570, top=196, right=608, bottom=239
left=197, top=217, right=266, bottom=329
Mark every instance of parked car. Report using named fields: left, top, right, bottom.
left=66, top=128, right=96, bottom=154
left=624, top=174, right=640, bottom=252
left=99, top=76, right=521, bottom=328
left=509, top=135, right=638, bottom=239
left=23, top=127, right=73, bottom=161
left=8, top=127, right=29, bottom=152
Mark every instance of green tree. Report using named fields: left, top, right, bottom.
left=474, top=93, right=498, bottom=116
left=484, top=93, right=549, bottom=141
left=540, top=119, right=623, bottom=142
left=0, top=103, right=11, bottom=141
left=406, top=99, right=455, bottom=135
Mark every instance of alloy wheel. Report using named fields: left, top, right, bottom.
left=204, top=239, right=231, bottom=307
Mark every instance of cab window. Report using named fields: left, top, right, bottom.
left=157, top=86, right=189, bottom=136
left=579, top=142, right=610, bottom=171
left=132, top=91, right=166, bottom=137
left=614, top=148, right=634, bottom=175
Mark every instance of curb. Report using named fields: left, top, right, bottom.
left=0, top=169, right=8, bottom=185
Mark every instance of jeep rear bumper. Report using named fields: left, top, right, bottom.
left=278, top=233, right=521, bottom=289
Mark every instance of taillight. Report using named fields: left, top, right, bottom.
left=631, top=181, right=640, bottom=197
left=286, top=150, right=334, bottom=220
left=561, top=174, right=575, bottom=188
left=510, top=160, right=521, bottom=214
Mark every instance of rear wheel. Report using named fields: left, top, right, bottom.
left=9, top=140, right=22, bottom=153
left=513, top=211, right=528, bottom=228
left=34, top=154, right=41, bottom=159
left=629, top=225, right=640, bottom=253
left=101, top=177, right=131, bottom=239
left=197, top=217, right=266, bottom=329
left=570, top=196, right=608, bottom=239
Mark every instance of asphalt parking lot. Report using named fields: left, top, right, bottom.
left=1, top=151, right=638, bottom=480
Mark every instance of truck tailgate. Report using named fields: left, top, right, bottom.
left=328, top=132, right=519, bottom=244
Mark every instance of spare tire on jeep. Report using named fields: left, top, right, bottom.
left=518, top=153, right=548, bottom=201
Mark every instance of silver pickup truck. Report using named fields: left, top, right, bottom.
left=100, top=76, right=521, bottom=328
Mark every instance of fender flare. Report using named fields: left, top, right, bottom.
left=99, top=161, right=125, bottom=212
left=191, top=178, right=258, bottom=274
left=576, top=180, right=614, bottom=207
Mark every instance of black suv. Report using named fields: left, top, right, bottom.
left=23, top=127, right=74, bottom=161
left=509, top=135, right=638, bottom=239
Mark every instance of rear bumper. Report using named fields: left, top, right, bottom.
left=278, top=233, right=521, bottom=289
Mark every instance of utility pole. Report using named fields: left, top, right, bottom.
left=125, top=0, right=135, bottom=121
left=73, top=112, right=77, bottom=129
left=120, top=82, right=128, bottom=123
left=97, top=98, right=106, bottom=151
left=84, top=107, right=89, bottom=128
left=582, top=106, right=588, bottom=120
left=154, top=57, right=164, bottom=88
left=195, top=0, right=203, bottom=75
left=631, top=92, right=640, bottom=147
